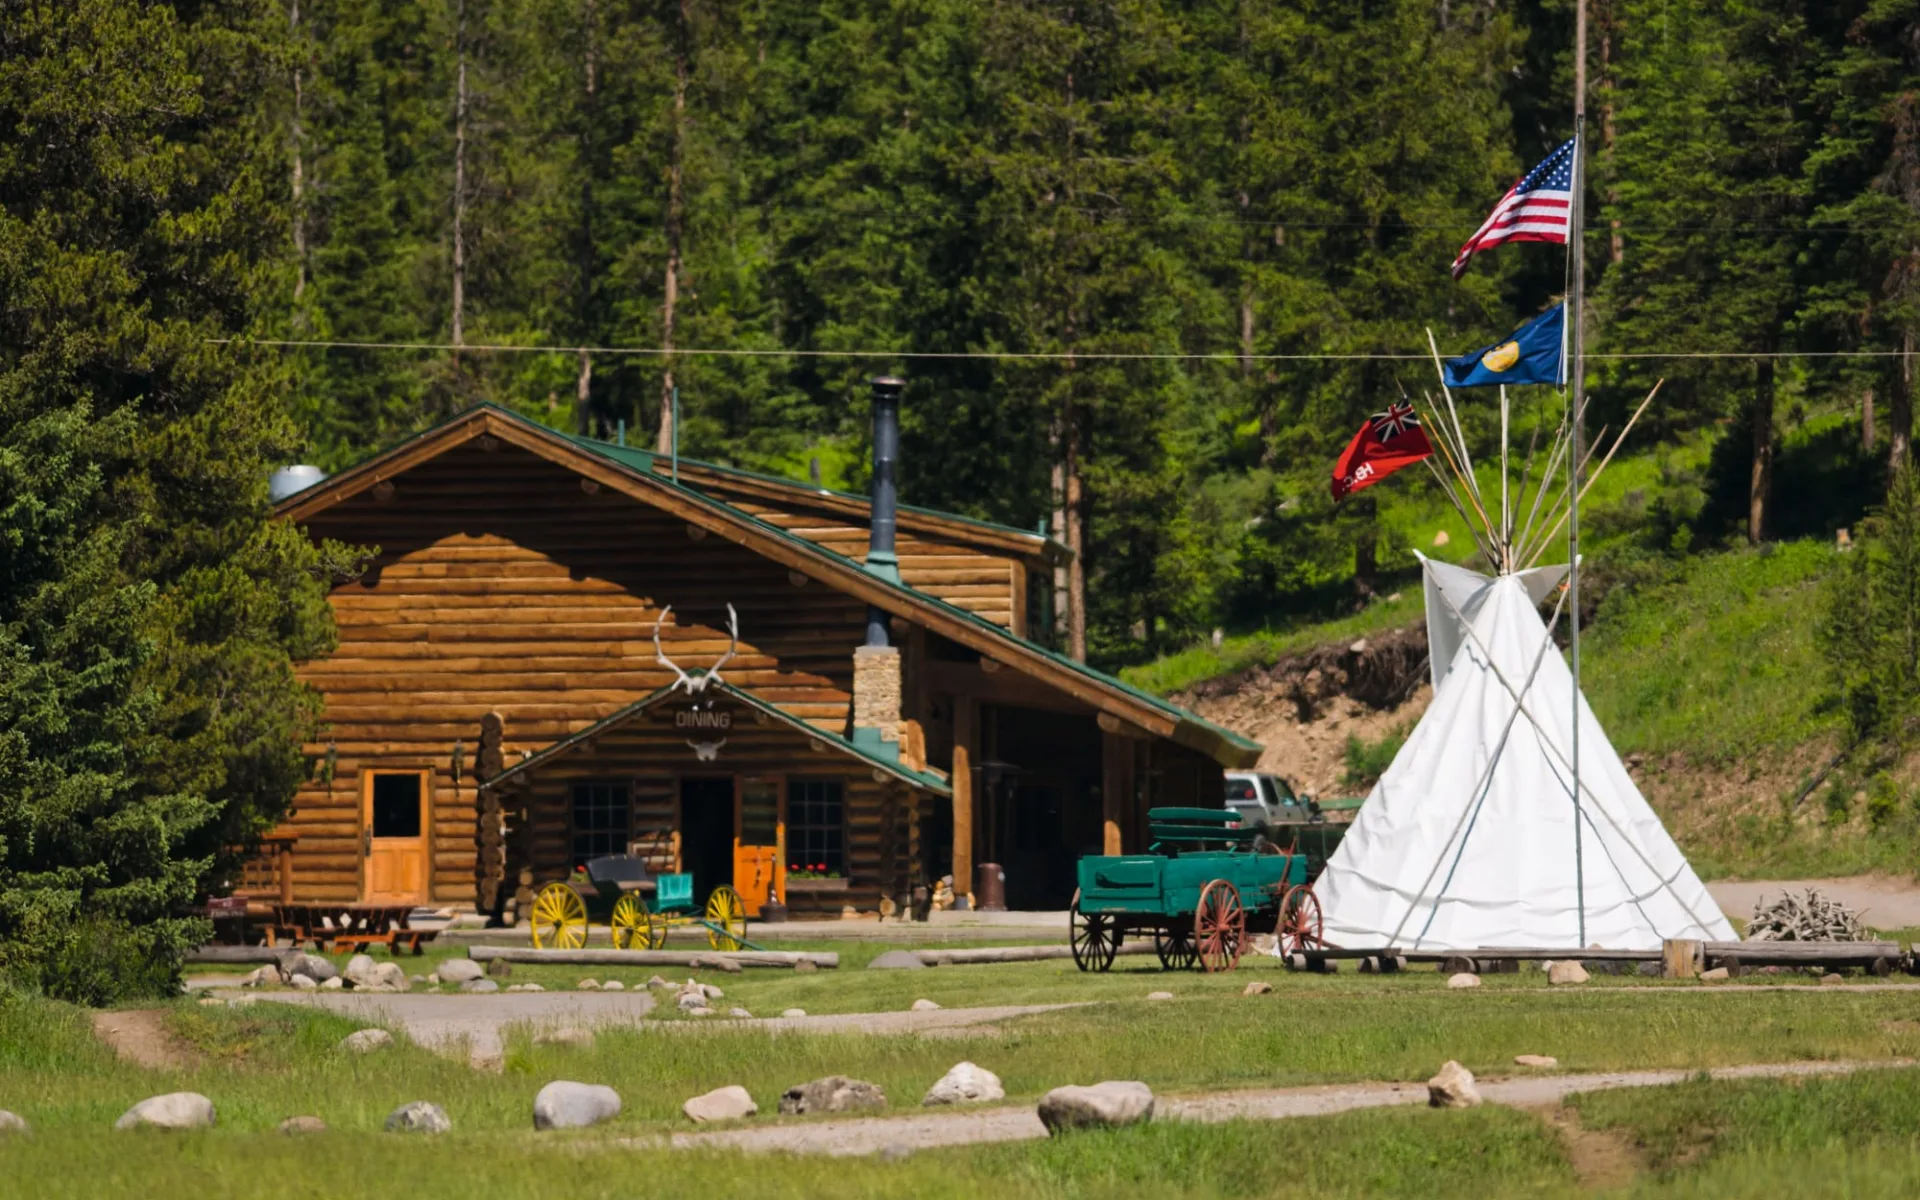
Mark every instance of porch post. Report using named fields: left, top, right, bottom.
left=1100, top=727, right=1128, bottom=856
left=951, top=696, right=975, bottom=905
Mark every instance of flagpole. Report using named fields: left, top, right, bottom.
left=1569, top=0, right=1588, bottom=950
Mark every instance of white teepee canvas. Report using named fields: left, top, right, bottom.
left=1315, top=556, right=1734, bottom=950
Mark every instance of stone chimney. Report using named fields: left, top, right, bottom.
left=853, top=645, right=902, bottom=746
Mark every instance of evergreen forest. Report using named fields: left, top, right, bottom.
left=9, top=0, right=1920, bottom=993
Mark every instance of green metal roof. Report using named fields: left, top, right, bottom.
left=478, top=677, right=953, bottom=795
left=558, top=430, right=1060, bottom=555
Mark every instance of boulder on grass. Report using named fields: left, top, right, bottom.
left=115, top=1093, right=216, bottom=1131
left=320, top=977, right=343, bottom=991
left=343, top=953, right=378, bottom=987
left=683, top=1086, right=757, bottom=1123
left=533, top=1081, right=622, bottom=1131
left=1514, top=1054, right=1558, bottom=1068
left=577, top=979, right=601, bottom=990
left=780, top=1008, right=807, bottom=1019
left=384, top=1102, right=451, bottom=1134
left=278, top=1116, right=327, bottom=1135
left=1547, top=960, right=1590, bottom=986
left=867, top=950, right=925, bottom=970
left=0, top=1111, right=29, bottom=1135
left=438, top=958, right=485, bottom=984
left=1700, top=967, right=1730, bottom=982
left=1037, top=1082, right=1154, bottom=1133
left=1242, top=981, right=1272, bottom=996
left=241, top=964, right=282, bottom=988
left=910, top=998, right=941, bottom=1012
left=1145, top=991, right=1174, bottom=1001
left=486, top=958, right=513, bottom=979
left=338, top=1028, right=393, bottom=1054
left=287, top=973, right=317, bottom=991
left=282, top=953, right=337, bottom=983
left=922, top=1062, right=1005, bottom=1107
left=1426, top=1061, right=1482, bottom=1108
left=1447, top=973, right=1482, bottom=989
left=778, top=1076, right=887, bottom=1116
left=459, top=978, right=500, bottom=994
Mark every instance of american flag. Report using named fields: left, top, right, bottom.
left=1450, top=138, right=1576, bottom=280
left=1369, top=402, right=1422, bottom=441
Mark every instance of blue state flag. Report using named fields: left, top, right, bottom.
left=1444, top=304, right=1565, bottom=389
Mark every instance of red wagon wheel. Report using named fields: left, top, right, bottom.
left=1069, top=889, right=1120, bottom=973
left=1193, top=880, right=1245, bottom=974
left=1154, top=927, right=1200, bottom=971
left=1278, top=884, right=1326, bottom=956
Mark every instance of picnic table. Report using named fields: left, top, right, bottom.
left=269, top=903, right=438, bottom=955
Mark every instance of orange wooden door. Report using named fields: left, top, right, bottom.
left=734, top=776, right=785, bottom=916
left=363, top=770, right=430, bottom=904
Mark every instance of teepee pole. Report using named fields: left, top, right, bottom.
left=1511, top=407, right=1553, bottom=559
left=1408, top=389, right=1498, bottom=556
left=1424, top=329, right=1485, bottom=511
left=1515, top=415, right=1569, bottom=560
left=1517, top=426, right=1607, bottom=568
left=1521, top=381, right=1665, bottom=568
left=1500, top=385, right=1511, bottom=569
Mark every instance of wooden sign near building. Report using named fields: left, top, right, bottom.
left=267, top=389, right=1260, bottom=917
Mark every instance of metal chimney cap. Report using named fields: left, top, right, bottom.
left=869, top=376, right=905, bottom=398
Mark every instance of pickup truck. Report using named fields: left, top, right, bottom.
left=1223, top=771, right=1363, bottom=827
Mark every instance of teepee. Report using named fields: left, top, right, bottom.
left=1313, top=352, right=1732, bottom=950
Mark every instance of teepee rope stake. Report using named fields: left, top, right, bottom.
left=1393, top=586, right=1574, bottom=948
left=1421, top=580, right=1724, bottom=939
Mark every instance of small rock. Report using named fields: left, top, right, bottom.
left=1426, top=1061, right=1482, bottom=1108
left=352, top=961, right=408, bottom=992
left=867, top=949, right=926, bottom=970
left=1822, top=973, right=1846, bottom=984
left=577, top=979, right=601, bottom=990
left=225, top=994, right=257, bottom=1007
left=338, top=1028, right=393, bottom=1054
left=460, top=979, right=499, bottom=994
left=409, top=974, right=425, bottom=984
left=384, top=1101, right=451, bottom=1134
left=677, top=991, right=709, bottom=1012
left=521, top=983, right=545, bottom=992
left=1447, top=973, right=1482, bottom=989
left=683, top=1085, right=757, bottom=1123
left=320, top=976, right=343, bottom=990
left=278, top=1116, right=327, bottom=1135
left=0, top=1111, right=29, bottom=1135
left=288, top=973, right=317, bottom=991
left=1700, top=967, right=1730, bottom=982
left=780, top=1008, right=807, bottom=1019
left=1547, top=961, right=1590, bottom=986
left=426, top=973, right=440, bottom=985
left=691, top=954, right=744, bottom=974
left=910, top=998, right=941, bottom=1012
left=1242, top=981, right=1272, bottom=996
left=115, top=1093, right=216, bottom=1131
left=197, top=996, right=224, bottom=1007
left=1514, top=1054, right=1558, bottom=1068
left=922, top=1062, right=1005, bottom=1107
left=438, top=959, right=485, bottom=984
left=602, top=980, right=625, bottom=991
left=534, top=1027, right=595, bottom=1048
left=1037, top=1082, right=1154, bottom=1133
left=343, top=953, right=378, bottom=987
left=697, top=982, right=724, bottom=1000
left=486, top=958, right=514, bottom=979
left=686, top=1006, right=715, bottom=1017
left=646, top=975, right=671, bottom=989
left=779, top=1076, right=887, bottom=1116
left=506, top=984, right=529, bottom=992
left=1146, top=991, right=1174, bottom=1001
left=795, top=960, right=818, bottom=973
left=533, top=1081, right=622, bottom=1131
left=728, top=1007, right=752, bottom=1019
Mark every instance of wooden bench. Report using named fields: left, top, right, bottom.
left=270, top=904, right=439, bottom=955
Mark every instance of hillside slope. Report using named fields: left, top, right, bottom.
left=1151, top=540, right=1915, bottom=880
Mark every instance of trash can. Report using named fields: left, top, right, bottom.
left=974, top=863, right=1007, bottom=912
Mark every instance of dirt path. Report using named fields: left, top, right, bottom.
left=661, top=1059, right=1903, bottom=1157
left=91, top=1010, right=195, bottom=1071
left=1534, top=1105, right=1642, bottom=1190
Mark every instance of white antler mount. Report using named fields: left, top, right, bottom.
left=652, top=603, right=740, bottom=696
left=686, top=738, right=727, bottom=762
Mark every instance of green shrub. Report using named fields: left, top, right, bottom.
left=0, top=915, right=198, bottom=1006
left=1343, top=726, right=1408, bottom=790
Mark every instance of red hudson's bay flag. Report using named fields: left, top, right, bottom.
left=1331, top=402, right=1434, bottom=502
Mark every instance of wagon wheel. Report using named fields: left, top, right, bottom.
left=530, top=882, right=588, bottom=950
left=1069, top=889, right=1120, bottom=973
left=643, top=903, right=668, bottom=950
left=1193, top=880, right=1245, bottom=974
left=1278, top=884, right=1326, bottom=956
left=610, top=892, right=650, bottom=950
left=705, top=885, right=748, bottom=951
left=1154, top=927, right=1200, bottom=971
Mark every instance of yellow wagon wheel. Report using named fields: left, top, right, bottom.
left=644, top=903, right=667, bottom=950
left=704, top=885, right=747, bottom=951
left=610, top=892, right=650, bottom=950
left=531, top=882, right=588, bottom=950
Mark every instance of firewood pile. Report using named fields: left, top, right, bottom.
left=1746, top=888, right=1873, bottom=942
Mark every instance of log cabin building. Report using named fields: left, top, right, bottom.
left=270, top=382, right=1261, bottom=917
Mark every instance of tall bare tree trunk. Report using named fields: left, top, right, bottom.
left=656, top=0, right=690, bottom=454
left=290, top=0, right=307, bottom=319
left=1894, top=331, right=1914, bottom=471
left=1864, top=386, right=1877, bottom=454
left=1600, top=0, right=1624, bottom=265
left=1051, top=451, right=1067, bottom=642
left=1063, top=392, right=1087, bottom=662
left=576, top=0, right=597, bottom=430
left=1749, top=356, right=1774, bottom=543
left=451, top=0, right=469, bottom=355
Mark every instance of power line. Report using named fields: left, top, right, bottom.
left=210, top=337, right=1920, bottom=362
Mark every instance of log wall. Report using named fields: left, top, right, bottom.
left=286, top=441, right=868, bottom=903
left=496, top=709, right=925, bottom=916
left=683, top=472, right=1032, bottom=634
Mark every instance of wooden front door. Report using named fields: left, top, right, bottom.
left=734, top=776, right=785, bottom=916
left=363, top=770, right=430, bottom=904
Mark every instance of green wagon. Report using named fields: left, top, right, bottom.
left=1069, top=807, right=1337, bottom=973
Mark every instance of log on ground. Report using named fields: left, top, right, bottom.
left=465, top=945, right=837, bottom=969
